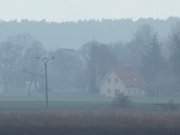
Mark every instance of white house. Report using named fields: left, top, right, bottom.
left=100, top=69, right=145, bottom=98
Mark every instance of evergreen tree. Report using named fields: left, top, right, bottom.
left=141, top=35, right=164, bottom=95
left=171, top=26, right=180, bottom=85
left=133, top=24, right=165, bottom=95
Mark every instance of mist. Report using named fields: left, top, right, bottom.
left=0, top=1, right=180, bottom=134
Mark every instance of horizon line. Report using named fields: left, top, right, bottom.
left=0, top=16, right=180, bottom=24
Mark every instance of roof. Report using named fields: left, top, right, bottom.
left=108, top=66, right=144, bottom=88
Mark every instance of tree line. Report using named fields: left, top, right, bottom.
left=0, top=23, right=180, bottom=96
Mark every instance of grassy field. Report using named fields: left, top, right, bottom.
left=0, top=95, right=179, bottom=134
left=0, top=95, right=111, bottom=111
left=0, top=95, right=178, bottom=111
left=0, top=109, right=179, bottom=134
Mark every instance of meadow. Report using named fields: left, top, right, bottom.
left=0, top=95, right=178, bottom=134
left=0, top=108, right=179, bottom=135
left=0, top=95, right=178, bottom=110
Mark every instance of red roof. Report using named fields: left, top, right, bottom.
left=112, top=67, right=144, bottom=88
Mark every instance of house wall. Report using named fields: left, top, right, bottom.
left=100, top=72, right=145, bottom=98
left=100, top=73, right=126, bottom=98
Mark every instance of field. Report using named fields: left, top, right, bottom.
left=0, top=109, right=180, bottom=135
left=0, top=95, right=178, bottom=110
left=0, top=95, right=179, bottom=134
left=0, top=95, right=111, bottom=111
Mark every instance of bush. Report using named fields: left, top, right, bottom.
left=156, top=99, right=179, bottom=111
left=165, top=99, right=178, bottom=111
left=112, top=93, right=131, bottom=107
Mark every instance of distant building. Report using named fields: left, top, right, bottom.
left=100, top=68, right=145, bottom=98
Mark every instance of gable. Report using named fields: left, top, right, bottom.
left=102, top=69, right=144, bottom=89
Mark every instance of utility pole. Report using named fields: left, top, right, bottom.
left=44, top=61, right=49, bottom=108
left=37, top=56, right=54, bottom=108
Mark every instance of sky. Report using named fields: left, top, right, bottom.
left=0, top=0, right=179, bottom=22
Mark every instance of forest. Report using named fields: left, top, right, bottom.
left=0, top=18, right=180, bottom=99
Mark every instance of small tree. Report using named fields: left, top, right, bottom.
left=113, top=93, right=131, bottom=107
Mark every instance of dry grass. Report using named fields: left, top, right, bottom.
left=0, top=109, right=180, bottom=134
left=5, top=110, right=177, bottom=128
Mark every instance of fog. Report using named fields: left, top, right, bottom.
left=0, top=18, right=179, bottom=134
left=0, top=0, right=180, bottom=21
left=0, top=18, right=178, bottom=49
left=1, top=0, right=180, bottom=134
left=0, top=18, right=179, bottom=102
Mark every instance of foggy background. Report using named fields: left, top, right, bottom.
left=0, top=1, right=180, bottom=135
left=0, top=0, right=179, bottom=104
left=0, top=0, right=179, bottom=22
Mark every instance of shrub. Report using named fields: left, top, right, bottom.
left=112, top=93, right=131, bottom=107
left=166, top=99, right=178, bottom=111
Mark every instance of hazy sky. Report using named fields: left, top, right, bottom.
left=0, top=0, right=179, bottom=22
